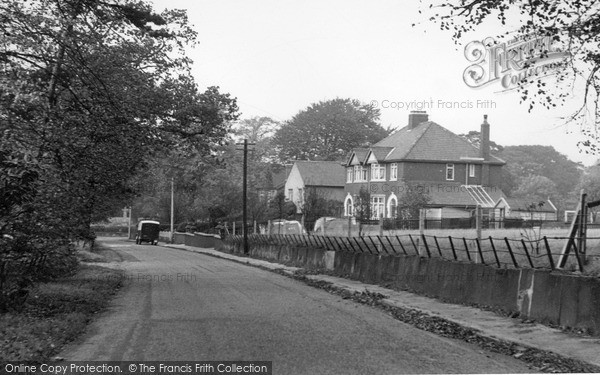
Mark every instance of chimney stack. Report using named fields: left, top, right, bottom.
left=408, top=111, right=429, bottom=128
left=480, top=114, right=490, bottom=161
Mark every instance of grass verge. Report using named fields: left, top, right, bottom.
left=0, top=264, right=124, bottom=361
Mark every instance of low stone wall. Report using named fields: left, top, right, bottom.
left=172, top=232, right=221, bottom=248
left=216, top=240, right=334, bottom=271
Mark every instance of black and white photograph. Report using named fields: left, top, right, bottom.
left=2, top=0, right=600, bottom=374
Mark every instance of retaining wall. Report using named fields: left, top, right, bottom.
left=216, top=240, right=334, bottom=271
left=331, top=251, right=600, bottom=335
left=183, top=234, right=600, bottom=336
left=172, top=232, right=221, bottom=248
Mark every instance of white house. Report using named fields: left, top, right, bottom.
left=284, top=161, right=346, bottom=213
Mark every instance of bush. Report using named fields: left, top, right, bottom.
left=0, top=236, right=79, bottom=312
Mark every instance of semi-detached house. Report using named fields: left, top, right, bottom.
left=344, top=111, right=506, bottom=220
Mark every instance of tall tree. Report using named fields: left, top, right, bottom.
left=425, top=0, right=600, bottom=152
left=273, top=98, right=390, bottom=161
left=0, top=0, right=238, bottom=306
left=512, top=175, right=559, bottom=202
left=0, top=0, right=238, bottom=238
left=498, top=145, right=582, bottom=200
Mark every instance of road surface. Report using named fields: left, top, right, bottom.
left=61, top=238, right=534, bottom=374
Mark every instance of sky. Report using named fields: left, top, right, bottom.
left=150, top=0, right=597, bottom=166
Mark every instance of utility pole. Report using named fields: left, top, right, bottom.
left=127, top=207, right=132, bottom=240
left=236, top=139, right=255, bottom=255
left=170, top=177, right=174, bottom=243
left=243, top=139, right=248, bottom=254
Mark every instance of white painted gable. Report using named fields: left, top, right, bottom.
left=349, top=153, right=361, bottom=166
left=366, top=151, right=378, bottom=164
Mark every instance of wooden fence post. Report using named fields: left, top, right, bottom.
left=418, top=209, right=425, bottom=255
left=378, top=217, right=383, bottom=252
left=475, top=205, right=482, bottom=263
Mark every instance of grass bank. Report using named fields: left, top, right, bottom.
left=0, top=260, right=124, bottom=361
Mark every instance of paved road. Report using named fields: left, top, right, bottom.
left=61, top=238, right=534, bottom=374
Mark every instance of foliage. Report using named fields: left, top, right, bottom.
left=272, top=98, right=390, bottom=161
left=512, top=175, right=559, bottom=202
left=0, top=264, right=123, bottom=360
left=132, top=117, right=281, bottom=228
left=299, top=187, right=343, bottom=229
left=575, top=164, right=600, bottom=221
left=518, top=201, right=548, bottom=255
left=266, top=191, right=297, bottom=221
left=397, top=183, right=431, bottom=220
left=576, top=165, right=600, bottom=203
left=0, top=0, right=237, bottom=309
left=498, top=145, right=582, bottom=200
left=352, top=187, right=372, bottom=236
left=232, top=116, right=280, bottom=163
left=458, top=130, right=504, bottom=154
left=426, top=0, right=600, bottom=152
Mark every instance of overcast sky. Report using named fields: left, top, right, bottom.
left=150, top=0, right=596, bottom=166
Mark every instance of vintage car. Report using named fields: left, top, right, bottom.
left=135, top=220, right=160, bottom=245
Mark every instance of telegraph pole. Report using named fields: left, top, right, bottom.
left=170, top=177, right=174, bottom=243
left=236, top=139, right=255, bottom=255
left=243, top=139, right=248, bottom=254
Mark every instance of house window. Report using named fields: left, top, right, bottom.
left=371, top=163, right=385, bottom=181
left=287, top=189, right=293, bottom=201
left=354, top=165, right=361, bottom=182
left=346, top=167, right=353, bottom=183
left=361, top=166, right=368, bottom=181
left=390, top=163, right=397, bottom=181
left=370, top=195, right=385, bottom=219
left=297, top=188, right=303, bottom=205
left=469, top=164, right=475, bottom=177
left=446, top=163, right=455, bottom=181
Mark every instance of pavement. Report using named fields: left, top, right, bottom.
left=164, top=243, right=600, bottom=370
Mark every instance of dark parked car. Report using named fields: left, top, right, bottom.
left=135, top=220, right=160, bottom=245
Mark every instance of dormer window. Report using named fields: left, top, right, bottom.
left=371, top=164, right=386, bottom=181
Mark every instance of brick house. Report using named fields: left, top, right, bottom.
left=284, top=161, right=346, bottom=213
left=343, top=111, right=506, bottom=220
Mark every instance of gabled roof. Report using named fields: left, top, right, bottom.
left=294, top=161, right=345, bottom=187
left=365, top=147, right=394, bottom=164
left=270, top=164, right=294, bottom=190
left=346, top=148, right=368, bottom=165
left=373, top=121, right=505, bottom=164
